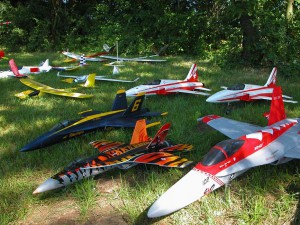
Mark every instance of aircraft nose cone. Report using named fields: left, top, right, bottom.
left=33, top=178, right=64, bottom=194
left=147, top=168, right=220, bottom=218
left=206, top=93, right=221, bottom=103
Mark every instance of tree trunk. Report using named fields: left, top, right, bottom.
left=239, top=14, right=259, bottom=61
left=286, top=0, right=294, bottom=21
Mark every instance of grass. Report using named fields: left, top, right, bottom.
left=0, top=52, right=299, bottom=224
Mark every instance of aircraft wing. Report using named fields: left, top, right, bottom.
left=100, top=55, right=166, bottom=62
left=132, top=152, right=193, bottom=168
left=90, top=140, right=126, bottom=153
left=198, top=115, right=262, bottom=139
left=168, top=89, right=210, bottom=96
left=52, top=66, right=80, bottom=71
left=0, top=71, right=15, bottom=78
left=62, top=51, right=106, bottom=62
left=95, top=76, right=140, bottom=83
left=251, top=96, right=298, bottom=103
left=158, top=144, right=193, bottom=152
left=62, top=51, right=80, bottom=60
left=19, top=78, right=93, bottom=99
left=57, top=72, right=139, bottom=83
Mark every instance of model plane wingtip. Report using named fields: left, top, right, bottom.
left=117, top=89, right=126, bottom=94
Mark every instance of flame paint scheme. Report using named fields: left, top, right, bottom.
left=33, top=120, right=193, bottom=194
left=206, top=67, right=297, bottom=103
left=148, top=86, right=300, bottom=218
left=126, top=64, right=211, bottom=96
left=20, top=90, right=167, bottom=152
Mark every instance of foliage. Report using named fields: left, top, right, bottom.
left=0, top=53, right=299, bottom=225
left=0, top=0, right=299, bottom=75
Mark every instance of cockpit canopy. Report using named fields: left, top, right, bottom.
left=201, top=139, right=245, bottom=166
left=143, top=79, right=161, bottom=85
left=227, top=83, right=245, bottom=90
left=49, top=120, right=73, bottom=132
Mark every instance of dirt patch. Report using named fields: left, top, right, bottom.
left=17, top=178, right=128, bottom=225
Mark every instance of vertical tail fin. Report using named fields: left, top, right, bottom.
left=147, top=123, right=171, bottom=148
left=265, top=86, right=286, bottom=126
left=111, top=90, right=128, bottom=111
left=9, top=59, right=26, bottom=77
left=113, top=65, right=120, bottom=74
left=184, top=64, right=198, bottom=82
left=39, top=59, right=52, bottom=72
left=83, top=73, right=95, bottom=87
left=130, top=119, right=149, bottom=144
left=264, top=67, right=277, bottom=87
left=122, top=93, right=145, bottom=117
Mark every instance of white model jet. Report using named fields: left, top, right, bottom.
left=206, top=67, right=297, bottom=103
left=148, top=86, right=300, bottom=218
left=126, top=64, right=211, bottom=96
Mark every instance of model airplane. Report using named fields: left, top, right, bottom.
left=0, top=59, right=52, bottom=78
left=148, top=86, right=300, bottom=218
left=57, top=65, right=139, bottom=83
left=33, top=119, right=193, bottom=194
left=0, top=58, right=78, bottom=78
left=126, top=64, right=211, bottom=96
left=6, top=59, right=93, bottom=99
left=62, top=44, right=115, bottom=63
left=20, top=90, right=167, bottom=152
left=100, top=44, right=167, bottom=63
left=206, top=67, right=297, bottom=103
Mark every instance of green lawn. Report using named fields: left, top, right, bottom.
left=0, top=52, right=299, bottom=225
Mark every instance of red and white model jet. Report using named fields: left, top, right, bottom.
left=125, top=64, right=211, bottom=96
left=148, top=86, right=300, bottom=218
left=206, top=67, right=297, bottom=103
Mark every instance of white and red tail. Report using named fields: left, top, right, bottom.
left=9, top=59, right=26, bottom=78
left=184, top=64, right=198, bottom=82
left=264, top=67, right=277, bottom=87
left=147, top=123, right=171, bottom=148
left=265, top=86, right=286, bottom=126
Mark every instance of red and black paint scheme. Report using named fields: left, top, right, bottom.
left=33, top=121, right=193, bottom=194
left=20, top=90, right=167, bottom=152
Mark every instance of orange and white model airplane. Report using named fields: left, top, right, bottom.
left=126, top=64, right=211, bottom=96
left=206, top=67, right=297, bottom=103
